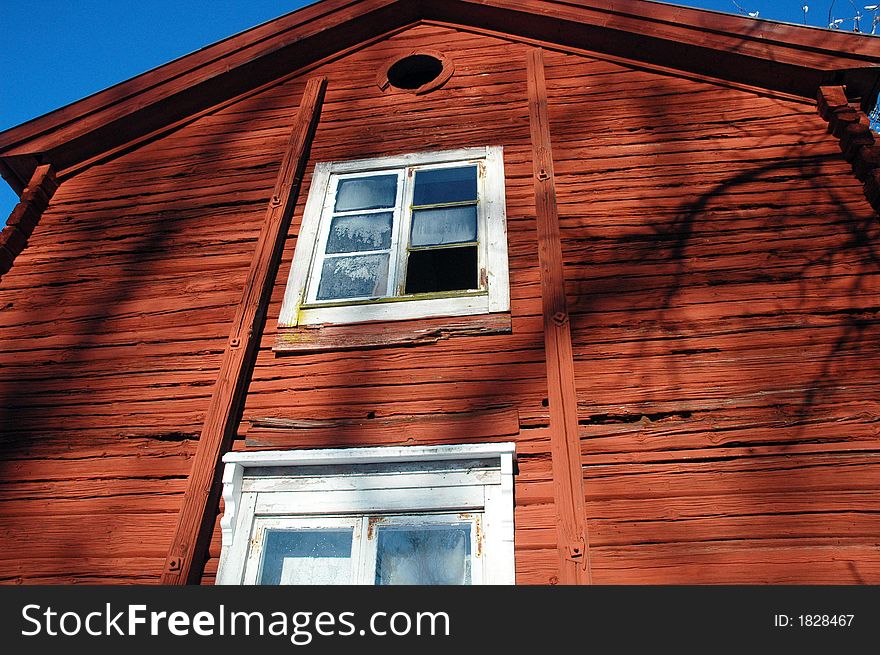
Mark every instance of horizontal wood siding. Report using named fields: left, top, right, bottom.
left=543, top=49, right=880, bottom=583
left=0, top=73, right=314, bottom=583
left=0, top=23, right=561, bottom=586
left=212, top=25, right=560, bottom=585
left=2, top=21, right=877, bottom=586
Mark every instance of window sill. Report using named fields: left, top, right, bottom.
left=273, top=311, right=511, bottom=354
left=286, top=290, right=499, bottom=328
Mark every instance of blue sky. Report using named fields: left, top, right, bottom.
left=0, top=0, right=875, bottom=220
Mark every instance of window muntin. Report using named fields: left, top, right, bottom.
left=278, top=147, right=508, bottom=327
left=216, top=444, right=516, bottom=586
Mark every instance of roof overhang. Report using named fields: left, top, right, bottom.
left=2, top=0, right=879, bottom=193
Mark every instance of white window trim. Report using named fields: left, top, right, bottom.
left=216, top=443, right=516, bottom=585
left=278, top=146, right=509, bottom=327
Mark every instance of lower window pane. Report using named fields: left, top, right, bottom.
left=375, top=524, right=472, bottom=585
left=259, top=529, right=353, bottom=585
left=317, top=253, right=389, bottom=300
left=404, top=246, right=478, bottom=294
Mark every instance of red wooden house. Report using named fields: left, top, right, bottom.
left=1, top=0, right=879, bottom=585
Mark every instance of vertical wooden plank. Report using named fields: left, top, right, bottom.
left=160, top=76, right=327, bottom=585
left=526, top=48, right=592, bottom=585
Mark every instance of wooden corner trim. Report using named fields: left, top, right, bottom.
left=817, top=86, right=880, bottom=214
left=0, top=164, right=57, bottom=278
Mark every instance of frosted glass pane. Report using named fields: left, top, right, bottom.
left=375, top=524, right=471, bottom=585
left=413, top=166, right=477, bottom=206
left=317, top=253, right=389, bottom=300
left=334, top=175, right=398, bottom=211
left=326, top=212, right=393, bottom=253
left=259, top=529, right=352, bottom=585
left=410, top=205, right=477, bottom=247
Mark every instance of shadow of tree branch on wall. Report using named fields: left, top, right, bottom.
left=0, top=83, right=297, bottom=581
left=548, top=53, right=880, bottom=582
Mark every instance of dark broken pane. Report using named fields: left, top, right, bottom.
left=410, top=205, right=477, bottom=247
left=326, top=212, right=393, bottom=253
left=259, top=529, right=353, bottom=585
left=413, top=166, right=478, bottom=206
left=317, top=254, right=389, bottom=300
left=375, top=524, right=471, bottom=585
left=334, top=174, right=398, bottom=212
left=404, top=246, right=478, bottom=294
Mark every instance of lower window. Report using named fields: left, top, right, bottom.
left=249, top=513, right=478, bottom=585
left=216, top=443, right=516, bottom=585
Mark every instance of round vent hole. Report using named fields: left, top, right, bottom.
left=386, top=54, right=444, bottom=90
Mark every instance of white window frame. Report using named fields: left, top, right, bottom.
left=216, top=443, right=516, bottom=585
left=278, top=146, right=509, bottom=327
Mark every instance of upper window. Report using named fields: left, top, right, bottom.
left=278, top=147, right=509, bottom=327
left=215, top=443, right=516, bottom=585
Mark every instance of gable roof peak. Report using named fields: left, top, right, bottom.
left=1, top=0, right=878, bottom=193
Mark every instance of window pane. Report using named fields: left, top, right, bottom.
left=413, top=166, right=478, bottom=206
left=326, top=212, right=393, bottom=254
left=410, top=205, right=477, bottom=247
left=259, top=529, right=353, bottom=585
left=334, top=175, right=398, bottom=211
left=405, top=246, right=478, bottom=295
left=375, top=524, right=472, bottom=585
left=317, top=253, right=389, bottom=300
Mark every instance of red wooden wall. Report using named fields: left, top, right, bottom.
left=0, top=22, right=877, bottom=584
left=214, top=26, right=558, bottom=584
left=543, top=50, right=880, bottom=582
left=0, top=77, right=291, bottom=582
